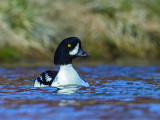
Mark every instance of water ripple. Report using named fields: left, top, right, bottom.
left=0, top=65, right=160, bottom=119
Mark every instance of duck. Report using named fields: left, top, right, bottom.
left=33, top=37, right=90, bottom=87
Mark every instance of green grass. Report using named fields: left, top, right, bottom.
left=0, top=47, right=20, bottom=62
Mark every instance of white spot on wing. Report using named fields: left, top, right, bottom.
left=40, top=76, right=42, bottom=80
left=69, top=43, right=79, bottom=55
left=45, top=73, right=52, bottom=82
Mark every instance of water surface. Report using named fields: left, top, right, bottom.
left=0, top=65, right=160, bottom=120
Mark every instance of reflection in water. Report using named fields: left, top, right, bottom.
left=57, top=86, right=80, bottom=95
left=0, top=65, right=160, bottom=119
left=59, top=99, right=80, bottom=106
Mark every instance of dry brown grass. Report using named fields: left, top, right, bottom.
left=0, top=0, right=160, bottom=62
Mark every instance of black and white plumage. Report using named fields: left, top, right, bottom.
left=33, top=71, right=58, bottom=87
left=33, top=37, right=90, bottom=87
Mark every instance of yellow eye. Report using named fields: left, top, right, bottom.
left=68, top=44, right=71, bottom=47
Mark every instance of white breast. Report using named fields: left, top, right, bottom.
left=51, top=64, right=89, bottom=87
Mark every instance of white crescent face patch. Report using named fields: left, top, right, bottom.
left=69, top=43, right=79, bottom=55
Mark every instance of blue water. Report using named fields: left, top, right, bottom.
left=0, top=65, right=160, bottom=120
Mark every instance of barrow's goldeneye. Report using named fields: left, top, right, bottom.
left=33, top=37, right=90, bottom=87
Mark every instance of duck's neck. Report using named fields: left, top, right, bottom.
left=59, top=64, right=74, bottom=70
left=58, top=64, right=79, bottom=76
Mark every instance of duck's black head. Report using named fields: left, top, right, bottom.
left=54, top=37, right=89, bottom=65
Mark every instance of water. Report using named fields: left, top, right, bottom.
left=0, top=65, right=160, bottom=120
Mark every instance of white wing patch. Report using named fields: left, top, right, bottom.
left=45, top=73, right=52, bottom=82
left=69, top=43, right=79, bottom=55
left=40, top=76, right=42, bottom=80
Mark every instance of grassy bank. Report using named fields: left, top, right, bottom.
left=0, top=0, right=160, bottom=63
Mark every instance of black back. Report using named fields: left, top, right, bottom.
left=36, top=70, right=58, bottom=86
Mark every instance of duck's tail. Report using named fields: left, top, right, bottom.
left=32, top=78, right=37, bottom=82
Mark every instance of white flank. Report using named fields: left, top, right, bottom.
left=34, top=79, right=49, bottom=87
left=51, top=64, right=89, bottom=87
left=34, top=79, right=40, bottom=87
left=69, top=43, right=79, bottom=55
